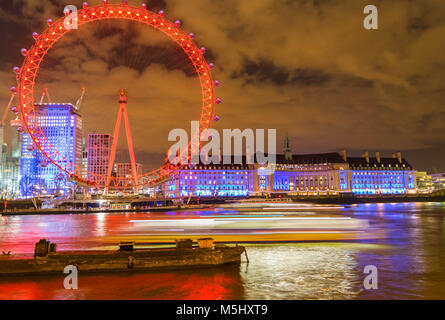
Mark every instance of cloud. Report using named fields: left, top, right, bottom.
left=1, top=0, right=445, bottom=172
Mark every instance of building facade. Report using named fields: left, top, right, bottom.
left=19, top=103, right=82, bottom=197
left=115, top=162, right=142, bottom=187
left=87, top=134, right=113, bottom=185
left=0, top=118, right=22, bottom=198
left=431, top=173, right=445, bottom=191
left=347, top=152, right=416, bottom=195
left=162, top=150, right=417, bottom=198
left=415, top=171, right=433, bottom=194
left=253, top=152, right=349, bottom=195
left=254, top=151, right=416, bottom=196
left=163, top=161, right=254, bottom=198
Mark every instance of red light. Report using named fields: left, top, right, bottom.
left=15, top=4, right=216, bottom=190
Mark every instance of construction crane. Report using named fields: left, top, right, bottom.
left=1, top=94, right=15, bottom=126
left=44, top=88, right=51, bottom=103
left=75, top=87, right=86, bottom=111
left=39, top=88, right=52, bottom=104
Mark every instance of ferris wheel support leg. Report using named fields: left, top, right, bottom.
left=105, top=104, right=123, bottom=193
left=122, top=104, right=139, bottom=190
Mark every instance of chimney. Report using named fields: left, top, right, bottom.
left=396, top=151, right=402, bottom=164
left=362, top=151, right=369, bottom=163
left=339, top=149, right=347, bottom=162
left=375, top=151, right=381, bottom=163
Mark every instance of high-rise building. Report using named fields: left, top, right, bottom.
left=87, top=134, right=113, bottom=185
left=19, top=103, right=82, bottom=197
left=10, top=117, right=22, bottom=158
left=81, top=137, right=88, bottom=180
left=115, top=162, right=142, bottom=187
left=0, top=118, right=22, bottom=198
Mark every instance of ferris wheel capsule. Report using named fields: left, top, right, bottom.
left=214, top=115, right=220, bottom=122
left=10, top=106, right=18, bottom=114
left=21, top=48, right=28, bottom=56
left=40, top=161, right=48, bottom=168
left=188, top=32, right=194, bottom=39
left=200, top=47, right=206, bottom=54
left=47, top=19, right=53, bottom=26
left=17, top=126, right=24, bottom=133
left=158, top=10, right=164, bottom=16
left=32, top=32, right=39, bottom=40
left=208, top=63, right=214, bottom=69
left=13, top=66, right=20, bottom=74
left=26, top=145, right=34, bottom=152
left=214, top=80, right=220, bottom=87
left=174, top=20, right=181, bottom=27
left=141, top=3, right=147, bottom=9
left=82, top=2, right=89, bottom=9
left=102, top=0, right=108, bottom=5
left=215, top=97, right=222, bottom=104
left=10, top=86, right=17, bottom=94
left=122, top=0, right=128, bottom=5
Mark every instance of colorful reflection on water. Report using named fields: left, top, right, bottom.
left=0, top=202, right=444, bottom=299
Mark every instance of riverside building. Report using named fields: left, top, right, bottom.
left=19, top=103, right=82, bottom=197
left=163, top=147, right=417, bottom=198
left=87, top=134, right=113, bottom=185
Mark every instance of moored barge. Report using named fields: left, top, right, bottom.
left=0, top=238, right=246, bottom=276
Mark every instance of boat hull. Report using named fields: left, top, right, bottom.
left=0, top=246, right=245, bottom=276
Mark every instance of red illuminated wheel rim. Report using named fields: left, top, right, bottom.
left=16, top=3, right=217, bottom=189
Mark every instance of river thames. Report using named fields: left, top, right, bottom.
left=0, top=202, right=444, bottom=300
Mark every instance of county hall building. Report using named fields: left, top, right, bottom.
left=162, top=140, right=417, bottom=198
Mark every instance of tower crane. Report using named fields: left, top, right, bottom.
left=1, top=94, right=15, bottom=126
left=39, top=88, right=52, bottom=104
left=44, top=88, right=51, bottom=103
left=75, top=87, right=86, bottom=111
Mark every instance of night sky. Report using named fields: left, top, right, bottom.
left=1, top=0, right=445, bottom=172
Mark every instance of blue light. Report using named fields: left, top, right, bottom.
left=351, top=170, right=409, bottom=195
left=19, top=104, right=81, bottom=197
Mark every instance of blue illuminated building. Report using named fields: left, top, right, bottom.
left=164, top=160, right=253, bottom=198
left=348, top=152, right=416, bottom=195
left=19, top=103, right=82, bottom=197
left=162, top=140, right=417, bottom=198
left=255, top=150, right=417, bottom=196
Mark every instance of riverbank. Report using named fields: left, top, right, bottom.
left=290, top=194, right=445, bottom=204
left=0, top=204, right=212, bottom=216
